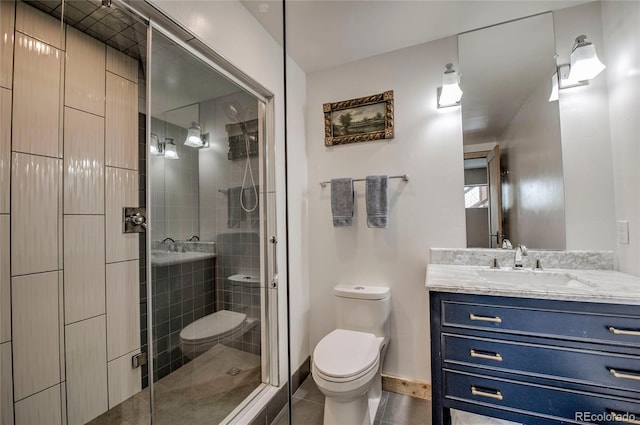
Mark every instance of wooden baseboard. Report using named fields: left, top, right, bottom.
left=381, top=374, right=431, bottom=400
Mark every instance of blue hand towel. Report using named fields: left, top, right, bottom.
left=227, top=186, right=245, bottom=228
left=331, top=178, right=354, bottom=227
left=366, top=175, right=389, bottom=228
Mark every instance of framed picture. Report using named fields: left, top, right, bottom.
left=323, top=90, right=394, bottom=146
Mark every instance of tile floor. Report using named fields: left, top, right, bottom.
left=273, top=375, right=432, bottom=425
left=89, top=344, right=262, bottom=425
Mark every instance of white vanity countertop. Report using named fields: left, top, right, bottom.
left=426, top=264, right=640, bottom=305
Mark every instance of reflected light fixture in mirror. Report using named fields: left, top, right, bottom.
left=150, top=133, right=164, bottom=155
left=438, top=63, right=463, bottom=108
left=164, top=138, right=179, bottom=159
left=568, top=34, right=606, bottom=82
left=185, top=122, right=204, bottom=147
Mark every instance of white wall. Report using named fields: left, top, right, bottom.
left=306, top=37, right=465, bottom=382
left=498, top=76, right=565, bottom=249
left=601, top=1, right=640, bottom=276
left=554, top=1, right=617, bottom=251
left=285, top=55, right=310, bottom=369
left=150, top=0, right=310, bottom=380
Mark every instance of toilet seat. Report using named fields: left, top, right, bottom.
left=179, top=310, right=247, bottom=344
left=313, top=329, right=382, bottom=382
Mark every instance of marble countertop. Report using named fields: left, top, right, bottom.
left=151, top=251, right=216, bottom=266
left=426, top=264, right=640, bottom=305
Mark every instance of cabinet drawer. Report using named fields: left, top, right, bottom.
left=443, top=335, right=640, bottom=393
left=444, top=370, right=640, bottom=424
left=443, top=301, right=640, bottom=347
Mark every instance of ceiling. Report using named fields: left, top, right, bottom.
left=242, top=0, right=592, bottom=74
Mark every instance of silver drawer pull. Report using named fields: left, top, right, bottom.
left=470, top=349, right=503, bottom=362
left=471, top=386, right=503, bottom=400
left=608, top=410, right=640, bottom=424
left=470, top=313, right=502, bottom=323
left=609, top=368, right=640, bottom=381
left=609, top=326, right=640, bottom=336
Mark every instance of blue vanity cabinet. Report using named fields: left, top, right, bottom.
left=430, top=292, right=640, bottom=425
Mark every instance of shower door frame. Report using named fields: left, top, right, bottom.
left=115, top=0, right=283, bottom=422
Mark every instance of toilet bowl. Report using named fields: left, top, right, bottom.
left=179, top=273, right=260, bottom=359
left=179, top=309, right=257, bottom=359
left=312, top=285, right=391, bottom=425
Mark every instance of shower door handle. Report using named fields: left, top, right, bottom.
left=270, top=235, right=277, bottom=288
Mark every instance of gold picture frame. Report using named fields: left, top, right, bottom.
left=323, top=90, right=394, bottom=146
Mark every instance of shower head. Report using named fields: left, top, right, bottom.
left=223, top=101, right=245, bottom=122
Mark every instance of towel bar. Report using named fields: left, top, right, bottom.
left=319, top=174, right=409, bottom=188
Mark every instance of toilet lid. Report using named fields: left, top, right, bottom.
left=313, top=329, right=381, bottom=379
left=180, top=310, right=246, bottom=342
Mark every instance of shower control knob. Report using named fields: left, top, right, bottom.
left=123, top=207, right=147, bottom=233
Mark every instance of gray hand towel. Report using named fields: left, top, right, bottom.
left=366, top=175, right=389, bottom=228
left=227, top=186, right=245, bottom=228
left=331, top=178, right=354, bottom=227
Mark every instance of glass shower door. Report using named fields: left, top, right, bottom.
left=147, top=25, right=274, bottom=425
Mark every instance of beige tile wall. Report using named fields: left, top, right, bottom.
left=107, top=349, right=142, bottom=409
left=1, top=88, right=10, bottom=214
left=0, top=4, right=13, bottom=424
left=7, top=3, right=143, bottom=424
left=0, top=215, right=9, bottom=344
left=11, top=271, right=61, bottom=401
left=11, top=153, right=60, bottom=276
left=0, top=0, right=15, bottom=90
left=63, top=215, right=106, bottom=324
left=65, top=316, right=108, bottom=425
left=106, top=72, right=138, bottom=170
left=106, top=46, right=138, bottom=83
left=14, top=384, right=63, bottom=425
left=106, top=260, right=140, bottom=361
left=63, top=107, right=105, bottom=214
left=14, top=1, right=64, bottom=49
left=12, top=32, right=62, bottom=158
left=1, top=342, right=13, bottom=425
left=105, top=167, right=140, bottom=263
left=65, top=27, right=105, bottom=117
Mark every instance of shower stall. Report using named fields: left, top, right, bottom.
left=0, top=1, right=284, bottom=424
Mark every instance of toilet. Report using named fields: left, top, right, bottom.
left=312, top=285, right=391, bottom=425
left=179, top=274, right=259, bottom=359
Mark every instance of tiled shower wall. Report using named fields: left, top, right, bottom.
left=0, top=3, right=143, bottom=424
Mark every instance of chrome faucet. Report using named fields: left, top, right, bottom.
left=513, top=244, right=528, bottom=269
left=162, top=237, right=176, bottom=251
left=188, top=235, right=200, bottom=242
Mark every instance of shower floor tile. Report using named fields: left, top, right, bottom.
left=88, top=344, right=261, bottom=425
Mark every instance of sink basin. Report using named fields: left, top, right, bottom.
left=477, top=269, right=593, bottom=289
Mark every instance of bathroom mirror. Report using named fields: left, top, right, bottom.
left=459, top=12, right=564, bottom=249
left=150, top=30, right=252, bottom=242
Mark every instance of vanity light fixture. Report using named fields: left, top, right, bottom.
left=568, top=34, right=606, bottom=82
left=164, top=138, right=179, bottom=159
left=548, top=72, right=559, bottom=102
left=437, top=63, right=463, bottom=108
left=185, top=122, right=204, bottom=147
left=184, top=122, right=210, bottom=148
left=150, top=133, right=164, bottom=155
left=558, top=64, right=588, bottom=89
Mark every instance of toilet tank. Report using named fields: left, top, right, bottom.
left=334, top=285, right=391, bottom=338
